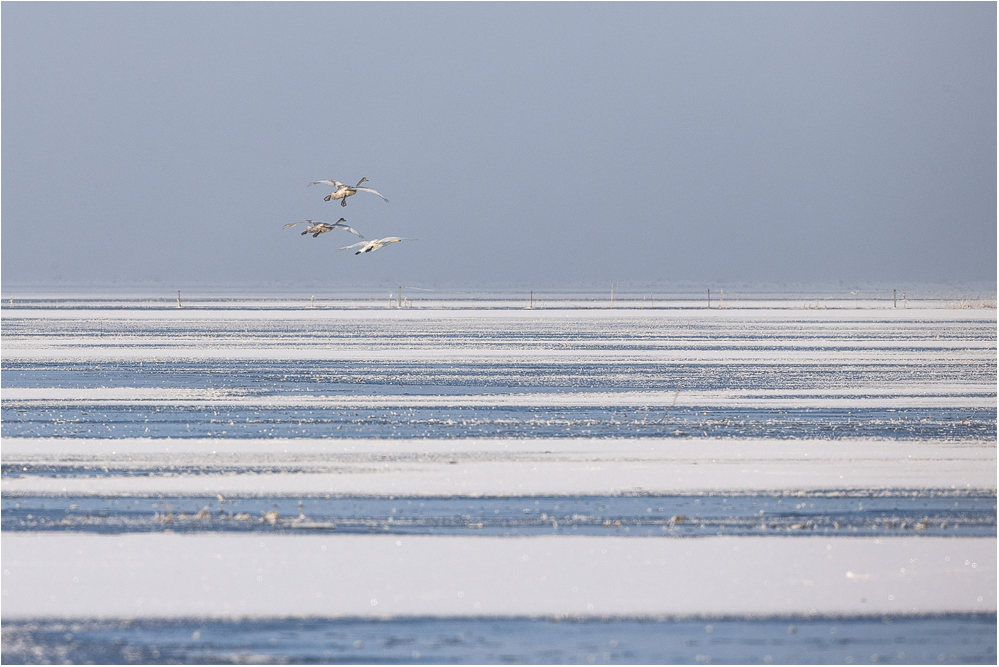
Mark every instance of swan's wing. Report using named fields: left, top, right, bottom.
left=283, top=222, right=307, bottom=229
left=334, top=223, right=364, bottom=238
left=337, top=240, right=367, bottom=252
left=308, top=180, right=344, bottom=188
left=354, top=187, right=389, bottom=202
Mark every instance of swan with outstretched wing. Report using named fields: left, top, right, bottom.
left=308, top=177, right=388, bottom=207
left=337, top=237, right=415, bottom=255
left=283, top=218, right=363, bottom=238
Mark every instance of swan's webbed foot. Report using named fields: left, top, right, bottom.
left=341, top=199, right=347, bottom=207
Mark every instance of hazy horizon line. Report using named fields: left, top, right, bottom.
left=2, top=280, right=995, bottom=301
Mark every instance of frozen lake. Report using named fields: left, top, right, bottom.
left=1, top=296, right=995, bottom=663
left=3, top=615, right=995, bottom=664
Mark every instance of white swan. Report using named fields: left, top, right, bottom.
left=337, top=237, right=415, bottom=255
left=307, top=177, right=389, bottom=207
left=283, top=218, right=363, bottom=238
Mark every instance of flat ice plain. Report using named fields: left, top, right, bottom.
left=1, top=289, right=996, bottom=664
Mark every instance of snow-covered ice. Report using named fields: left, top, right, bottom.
left=2, top=533, right=993, bottom=618
left=2, top=437, right=994, bottom=496
left=1, top=297, right=995, bottom=662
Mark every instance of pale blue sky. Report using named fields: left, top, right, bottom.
left=2, top=2, right=995, bottom=287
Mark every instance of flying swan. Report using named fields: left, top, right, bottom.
left=283, top=218, right=363, bottom=238
left=307, top=177, right=389, bottom=207
left=337, top=237, right=415, bottom=255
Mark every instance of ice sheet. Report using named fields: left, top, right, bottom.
left=1, top=533, right=993, bottom=619
left=3, top=301, right=994, bottom=637
left=2, top=305, right=996, bottom=320
left=4, top=386, right=995, bottom=409
left=3, top=437, right=994, bottom=496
